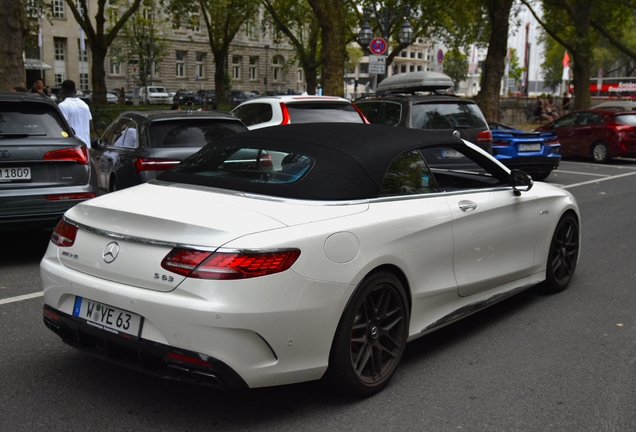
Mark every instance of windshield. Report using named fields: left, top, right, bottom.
left=168, top=146, right=312, bottom=184
left=148, top=120, right=247, bottom=148
left=412, top=102, right=488, bottom=129
left=149, top=87, right=167, bottom=93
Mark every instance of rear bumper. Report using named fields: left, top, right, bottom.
left=43, top=305, right=248, bottom=389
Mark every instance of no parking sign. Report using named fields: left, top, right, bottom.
left=369, top=38, right=387, bottom=55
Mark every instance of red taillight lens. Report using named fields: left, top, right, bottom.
left=279, top=102, right=291, bottom=125
left=351, top=103, right=371, bottom=124
left=259, top=153, right=273, bottom=168
left=492, top=140, right=511, bottom=146
left=134, top=158, right=180, bottom=172
left=544, top=137, right=560, bottom=145
left=44, top=192, right=95, bottom=201
left=44, top=146, right=89, bottom=165
left=51, top=219, right=78, bottom=247
left=161, top=248, right=301, bottom=280
left=477, top=130, right=493, bottom=142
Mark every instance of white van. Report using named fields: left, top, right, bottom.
left=139, top=86, right=171, bottom=105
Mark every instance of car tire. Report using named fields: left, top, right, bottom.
left=540, top=213, right=579, bottom=294
left=327, top=271, right=409, bottom=397
left=591, top=141, right=611, bottom=163
left=532, top=169, right=552, bottom=181
left=109, top=176, right=119, bottom=193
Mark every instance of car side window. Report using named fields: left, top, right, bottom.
left=355, top=102, right=381, bottom=124
left=419, top=145, right=508, bottom=192
left=112, top=120, right=138, bottom=148
left=380, top=150, right=439, bottom=196
left=577, top=113, right=605, bottom=126
left=379, top=102, right=402, bottom=126
left=553, top=113, right=578, bottom=128
left=233, top=103, right=273, bottom=127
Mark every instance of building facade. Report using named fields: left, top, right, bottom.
left=27, top=2, right=304, bottom=97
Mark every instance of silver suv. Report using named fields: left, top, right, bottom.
left=355, top=72, right=492, bottom=153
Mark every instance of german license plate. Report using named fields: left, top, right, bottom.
left=519, top=144, right=541, bottom=152
left=73, top=296, right=142, bottom=338
left=0, top=167, right=31, bottom=181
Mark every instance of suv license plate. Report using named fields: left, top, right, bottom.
left=0, top=167, right=31, bottom=181
left=519, top=144, right=541, bottom=152
left=73, top=296, right=142, bottom=338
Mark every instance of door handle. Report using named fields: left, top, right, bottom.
left=458, top=200, right=477, bottom=212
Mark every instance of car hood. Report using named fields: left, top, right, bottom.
left=59, top=182, right=368, bottom=292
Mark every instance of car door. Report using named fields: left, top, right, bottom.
left=549, top=113, right=580, bottom=156
left=96, top=118, right=140, bottom=191
left=420, top=145, right=540, bottom=297
left=573, top=112, right=607, bottom=156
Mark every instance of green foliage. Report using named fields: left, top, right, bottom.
left=443, top=49, right=468, bottom=91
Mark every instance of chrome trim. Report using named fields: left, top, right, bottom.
left=420, top=282, right=538, bottom=333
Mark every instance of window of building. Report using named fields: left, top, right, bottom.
left=410, top=52, right=415, bottom=58
left=297, top=68, right=303, bottom=82
left=410, top=65, right=415, bottom=72
left=79, top=73, right=89, bottom=91
left=54, top=74, right=65, bottom=86
left=54, top=39, right=65, bottom=61
left=196, top=53, right=205, bottom=78
left=52, top=0, right=65, bottom=18
left=78, top=41, right=88, bottom=63
left=401, top=51, right=407, bottom=58
left=418, top=52, right=423, bottom=59
left=190, top=14, right=200, bottom=32
left=249, top=56, right=258, bottom=80
left=400, top=65, right=407, bottom=73
left=176, top=51, right=186, bottom=77
left=232, top=55, right=241, bottom=79
left=245, top=21, right=256, bottom=38
left=272, top=55, right=284, bottom=82
left=109, top=59, right=121, bottom=75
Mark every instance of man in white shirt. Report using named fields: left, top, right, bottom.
left=58, top=80, right=92, bottom=148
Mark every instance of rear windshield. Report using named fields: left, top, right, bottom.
left=148, top=87, right=167, bottom=93
left=148, top=120, right=246, bottom=149
left=0, top=102, right=69, bottom=138
left=287, top=102, right=364, bottom=124
left=169, top=146, right=312, bottom=184
left=412, top=102, right=488, bottom=129
left=614, top=114, right=636, bottom=126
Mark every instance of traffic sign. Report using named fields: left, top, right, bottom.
left=369, top=38, right=388, bottom=55
left=369, top=55, right=386, bottom=74
left=437, top=49, right=444, bottom=64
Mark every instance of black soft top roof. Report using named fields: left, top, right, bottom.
left=158, top=123, right=466, bottom=200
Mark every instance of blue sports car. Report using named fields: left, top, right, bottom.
left=489, top=122, right=561, bottom=181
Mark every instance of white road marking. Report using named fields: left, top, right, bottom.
left=556, top=170, right=609, bottom=177
left=563, top=171, right=636, bottom=189
left=0, top=292, right=43, bottom=305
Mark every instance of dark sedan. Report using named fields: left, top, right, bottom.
left=173, top=90, right=196, bottom=106
left=92, top=111, right=247, bottom=194
left=0, top=92, right=97, bottom=231
left=534, top=109, right=636, bottom=163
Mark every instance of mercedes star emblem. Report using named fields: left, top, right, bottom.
left=102, top=242, right=120, bottom=263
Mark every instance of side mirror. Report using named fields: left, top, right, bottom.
left=90, top=137, right=100, bottom=149
left=511, top=169, right=533, bottom=195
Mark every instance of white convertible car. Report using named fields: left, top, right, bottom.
left=41, top=123, right=580, bottom=396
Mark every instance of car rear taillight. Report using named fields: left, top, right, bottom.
left=51, top=219, right=78, bottom=247
left=279, top=102, right=291, bottom=125
left=351, top=103, right=371, bottom=124
left=544, top=137, right=560, bottom=145
left=492, top=139, right=511, bottom=146
left=477, top=130, right=493, bottom=142
left=259, top=153, right=273, bottom=168
left=44, top=146, right=89, bottom=165
left=45, top=192, right=95, bottom=201
left=134, top=158, right=180, bottom=172
left=161, top=248, right=301, bottom=280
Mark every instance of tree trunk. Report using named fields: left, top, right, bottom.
left=474, top=0, right=514, bottom=122
left=90, top=40, right=109, bottom=106
left=0, top=0, right=28, bottom=90
left=308, top=0, right=346, bottom=96
left=571, top=53, right=591, bottom=110
left=215, top=50, right=228, bottom=105
left=304, top=67, right=317, bottom=95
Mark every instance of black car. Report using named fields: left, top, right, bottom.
left=92, top=110, right=248, bottom=193
left=0, top=92, right=97, bottom=231
left=195, top=89, right=218, bottom=109
left=355, top=72, right=493, bottom=153
left=173, top=90, right=196, bottom=106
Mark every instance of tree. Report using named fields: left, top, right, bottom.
left=443, top=49, right=468, bottom=92
left=66, top=0, right=143, bottom=105
left=262, top=0, right=321, bottom=94
left=307, top=0, right=346, bottom=96
left=169, top=0, right=259, bottom=104
left=0, top=0, right=29, bottom=90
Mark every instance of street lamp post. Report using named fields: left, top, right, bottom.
left=357, top=6, right=414, bottom=83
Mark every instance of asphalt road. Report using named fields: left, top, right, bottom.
left=1, top=158, right=635, bottom=431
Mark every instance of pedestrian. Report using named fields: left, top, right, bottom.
left=562, top=92, right=571, bottom=115
left=31, top=79, right=47, bottom=97
left=57, top=80, right=93, bottom=148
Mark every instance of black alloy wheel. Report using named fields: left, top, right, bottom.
left=328, top=272, right=409, bottom=396
left=542, top=213, right=579, bottom=293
